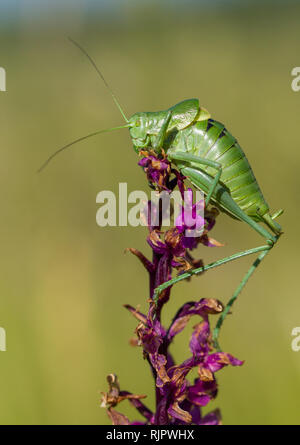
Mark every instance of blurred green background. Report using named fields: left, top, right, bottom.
left=0, top=0, right=299, bottom=425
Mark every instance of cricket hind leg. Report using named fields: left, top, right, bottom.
left=212, top=247, right=272, bottom=351
left=259, top=211, right=283, bottom=236
left=176, top=161, right=277, bottom=244
left=168, top=152, right=222, bottom=207
left=153, top=154, right=280, bottom=347
left=152, top=161, right=277, bottom=302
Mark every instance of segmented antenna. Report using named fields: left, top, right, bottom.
left=68, top=37, right=128, bottom=122
left=38, top=39, right=131, bottom=172
left=37, top=124, right=130, bottom=173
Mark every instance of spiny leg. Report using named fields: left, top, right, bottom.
left=212, top=247, right=271, bottom=351
left=152, top=151, right=275, bottom=296
left=153, top=154, right=278, bottom=336
left=176, top=164, right=276, bottom=243
left=168, top=152, right=222, bottom=206
left=152, top=243, right=272, bottom=305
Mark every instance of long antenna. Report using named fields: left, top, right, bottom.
left=68, top=37, right=128, bottom=122
left=37, top=124, right=130, bottom=173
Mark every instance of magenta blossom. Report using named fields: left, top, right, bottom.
left=176, top=188, right=223, bottom=250
left=138, top=152, right=171, bottom=191
left=102, top=153, right=243, bottom=425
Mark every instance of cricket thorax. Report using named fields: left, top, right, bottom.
left=129, top=99, right=206, bottom=153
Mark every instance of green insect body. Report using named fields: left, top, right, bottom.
left=127, top=98, right=283, bottom=335
left=40, top=42, right=283, bottom=347
left=128, top=99, right=282, bottom=244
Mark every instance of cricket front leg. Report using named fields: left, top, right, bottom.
left=153, top=110, right=172, bottom=151
left=212, top=247, right=272, bottom=351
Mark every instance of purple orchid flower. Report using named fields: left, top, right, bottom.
left=138, top=152, right=172, bottom=191
left=101, top=153, right=243, bottom=425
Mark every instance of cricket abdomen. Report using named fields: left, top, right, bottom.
left=166, top=118, right=269, bottom=219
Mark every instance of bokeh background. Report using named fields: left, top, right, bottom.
left=0, top=0, right=299, bottom=425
